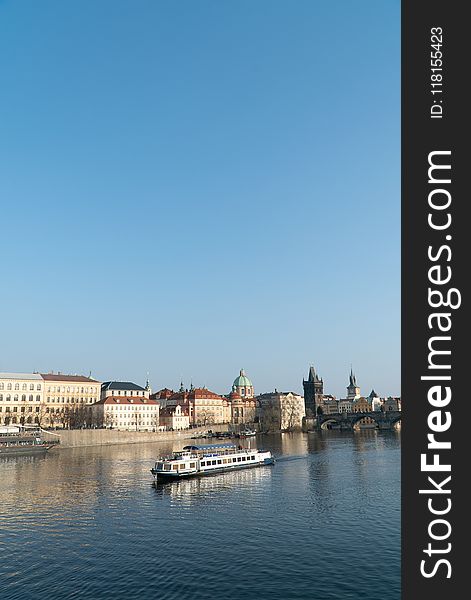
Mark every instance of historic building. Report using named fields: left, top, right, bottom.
left=0, top=373, right=44, bottom=426
left=346, top=368, right=361, bottom=400
left=150, top=388, right=174, bottom=408
left=159, top=404, right=190, bottom=431
left=0, top=372, right=101, bottom=428
left=164, top=385, right=231, bottom=426
left=302, top=366, right=324, bottom=417
left=42, top=373, right=101, bottom=428
left=231, top=369, right=254, bottom=398
left=91, top=380, right=159, bottom=431
left=256, top=390, right=305, bottom=431
left=92, top=396, right=159, bottom=431
left=228, top=390, right=256, bottom=425
left=317, top=394, right=339, bottom=415
left=101, top=381, right=150, bottom=400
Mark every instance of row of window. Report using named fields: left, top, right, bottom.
left=108, top=405, right=156, bottom=411
left=0, top=406, right=40, bottom=412
left=109, top=390, right=146, bottom=397
left=0, top=394, right=41, bottom=402
left=47, top=397, right=94, bottom=404
left=200, top=455, right=256, bottom=467
left=47, top=386, right=98, bottom=394
left=0, top=383, right=41, bottom=391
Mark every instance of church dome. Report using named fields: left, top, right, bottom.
left=233, top=369, right=253, bottom=389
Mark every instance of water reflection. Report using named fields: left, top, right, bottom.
left=153, top=464, right=274, bottom=503
left=0, top=431, right=400, bottom=600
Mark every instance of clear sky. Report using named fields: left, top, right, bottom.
left=0, top=0, right=400, bottom=398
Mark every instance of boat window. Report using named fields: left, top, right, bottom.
left=223, top=459, right=228, bottom=464
left=217, top=459, right=222, bottom=465
left=164, top=464, right=171, bottom=471
left=180, top=464, right=186, bottom=469
left=156, top=463, right=163, bottom=470
left=190, top=462, right=196, bottom=468
left=172, top=464, right=178, bottom=470
left=242, top=456, right=246, bottom=461
left=200, top=461, right=205, bottom=466
left=237, top=457, right=242, bottom=462
left=251, top=456, right=255, bottom=460
left=212, top=460, right=217, bottom=465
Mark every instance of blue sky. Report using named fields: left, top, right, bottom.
left=0, top=0, right=400, bottom=398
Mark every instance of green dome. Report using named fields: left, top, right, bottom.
left=233, top=369, right=253, bottom=388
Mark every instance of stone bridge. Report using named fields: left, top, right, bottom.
left=316, top=411, right=402, bottom=431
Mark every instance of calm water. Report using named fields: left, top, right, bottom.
left=0, top=432, right=400, bottom=600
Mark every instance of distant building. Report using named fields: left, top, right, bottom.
left=317, top=394, right=338, bottom=415
left=0, top=373, right=44, bottom=426
left=303, top=366, right=323, bottom=417
left=150, top=388, right=174, bottom=408
left=383, top=396, right=401, bottom=411
left=338, top=399, right=353, bottom=413
left=346, top=368, right=361, bottom=400
left=93, top=380, right=158, bottom=431
left=92, top=396, right=160, bottom=431
left=368, top=389, right=382, bottom=411
left=159, top=404, right=190, bottom=431
left=41, top=373, right=101, bottom=428
left=165, top=385, right=230, bottom=426
left=101, top=381, right=150, bottom=400
left=257, top=391, right=305, bottom=431
left=231, top=369, right=254, bottom=399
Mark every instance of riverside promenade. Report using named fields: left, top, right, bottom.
left=43, top=424, right=229, bottom=449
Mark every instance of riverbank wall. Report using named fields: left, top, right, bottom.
left=44, top=424, right=229, bottom=449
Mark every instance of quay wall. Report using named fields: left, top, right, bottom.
left=44, top=424, right=229, bottom=449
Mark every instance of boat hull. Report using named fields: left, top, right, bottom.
left=152, top=457, right=275, bottom=482
left=0, top=444, right=55, bottom=457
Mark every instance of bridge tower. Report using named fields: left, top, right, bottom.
left=303, top=366, right=324, bottom=417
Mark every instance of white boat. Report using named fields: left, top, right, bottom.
left=151, top=443, right=274, bottom=482
left=238, top=429, right=257, bottom=437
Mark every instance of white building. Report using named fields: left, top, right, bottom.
left=257, top=391, right=305, bottom=431
left=0, top=373, right=44, bottom=425
left=93, top=381, right=159, bottom=431
left=92, top=396, right=160, bottom=431
left=159, top=404, right=190, bottom=431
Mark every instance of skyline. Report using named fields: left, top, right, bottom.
left=0, top=0, right=400, bottom=399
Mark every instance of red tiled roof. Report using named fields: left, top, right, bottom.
left=41, top=373, right=100, bottom=383
left=93, top=396, right=159, bottom=406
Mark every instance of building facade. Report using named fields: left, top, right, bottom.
left=0, top=373, right=44, bottom=426
left=231, top=369, right=254, bottom=398
left=165, top=386, right=231, bottom=426
left=41, top=373, right=101, bottom=428
left=92, top=396, right=160, bottom=431
left=0, top=372, right=101, bottom=428
left=257, top=391, right=305, bottom=431
left=159, top=404, right=190, bottom=431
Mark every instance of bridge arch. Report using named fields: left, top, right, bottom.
left=350, top=414, right=380, bottom=430
left=319, top=417, right=342, bottom=430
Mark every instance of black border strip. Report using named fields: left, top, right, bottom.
left=402, top=2, right=467, bottom=597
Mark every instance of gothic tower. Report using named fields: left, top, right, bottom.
left=346, top=368, right=361, bottom=400
left=303, top=366, right=324, bottom=417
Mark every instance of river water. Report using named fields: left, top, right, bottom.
left=0, top=431, right=400, bottom=600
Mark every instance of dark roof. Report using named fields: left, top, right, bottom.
left=102, top=381, right=146, bottom=392
left=41, top=373, right=99, bottom=383
left=183, top=444, right=237, bottom=451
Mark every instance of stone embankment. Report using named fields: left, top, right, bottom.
left=43, top=424, right=229, bottom=449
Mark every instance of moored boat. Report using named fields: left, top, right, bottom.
left=0, top=426, right=59, bottom=456
left=151, top=443, right=274, bottom=482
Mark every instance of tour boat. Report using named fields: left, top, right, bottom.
left=0, top=427, right=59, bottom=456
left=151, top=443, right=274, bottom=482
